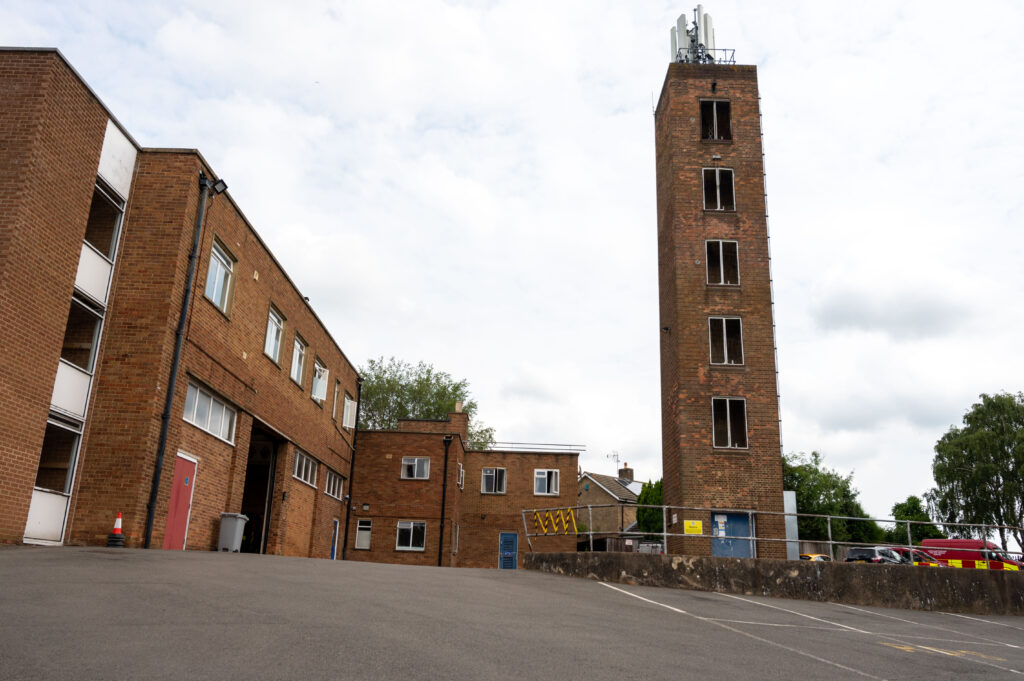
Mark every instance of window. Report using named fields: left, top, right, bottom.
left=312, top=359, right=329, bottom=403
left=706, top=240, right=739, bottom=285
left=453, top=523, right=459, bottom=554
left=204, top=241, right=234, bottom=312
left=702, top=168, right=735, bottom=211
left=332, top=380, right=341, bottom=421
left=293, top=450, right=318, bottom=487
left=325, top=469, right=344, bottom=500
left=84, top=181, right=124, bottom=260
left=396, top=521, right=426, bottom=551
left=342, top=395, right=357, bottom=429
left=401, top=457, right=430, bottom=479
left=482, top=467, right=506, bottom=494
left=534, top=469, right=559, bottom=496
left=290, top=335, right=306, bottom=384
left=457, top=462, right=465, bottom=490
left=264, top=307, right=284, bottom=362
left=355, top=519, right=372, bottom=550
left=700, top=100, right=731, bottom=140
left=709, top=317, right=743, bottom=365
left=60, top=296, right=103, bottom=372
left=712, top=397, right=748, bottom=448
left=183, top=381, right=237, bottom=443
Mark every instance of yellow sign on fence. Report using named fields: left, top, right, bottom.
left=684, top=520, right=703, bottom=535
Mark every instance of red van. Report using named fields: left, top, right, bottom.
left=920, top=539, right=1023, bottom=570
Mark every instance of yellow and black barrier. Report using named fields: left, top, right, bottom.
left=532, top=508, right=578, bottom=536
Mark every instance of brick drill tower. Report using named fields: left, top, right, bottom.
left=656, top=8, right=785, bottom=558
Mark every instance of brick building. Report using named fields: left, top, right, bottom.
left=577, top=464, right=641, bottom=538
left=656, top=16, right=785, bottom=557
left=1, top=48, right=359, bottom=557
left=344, top=409, right=578, bottom=568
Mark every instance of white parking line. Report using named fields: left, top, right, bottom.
left=833, top=603, right=1021, bottom=649
left=940, top=611, right=1024, bottom=633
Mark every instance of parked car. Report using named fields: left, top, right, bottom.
left=844, top=547, right=902, bottom=564
left=920, top=539, right=1024, bottom=569
left=800, top=553, right=832, bottom=562
left=891, top=547, right=944, bottom=566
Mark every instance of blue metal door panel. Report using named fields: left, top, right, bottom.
left=711, top=513, right=752, bottom=558
left=499, top=532, right=518, bottom=569
left=330, top=518, right=339, bottom=560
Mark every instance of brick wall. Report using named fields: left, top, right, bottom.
left=576, top=481, right=637, bottom=534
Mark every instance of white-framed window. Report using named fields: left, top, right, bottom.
left=312, top=358, right=329, bottom=403
left=401, top=457, right=430, bottom=479
left=709, top=317, right=743, bottom=365
left=453, top=523, right=459, bottom=554
left=325, top=469, right=344, bottom=500
left=534, top=469, right=559, bottom=496
left=293, top=450, right=318, bottom=487
left=702, top=168, right=735, bottom=211
left=481, top=467, right=506, bottom=494
left=457, top=462, right=465, bottom=490
left=290, top=335, right=306, bottom=385
left=264, top=307, right=284, bottom=362
left=712, top=397, right=748, bottom=449
left=332, top=380, right=341, bottom=421
left=355, top=519, right=371, bottom=550
left=706, top=240, right=740, bottom=285
left=700, top=99, right=731, bottom=140
left=183, top=381, right=236, bottom=443
left=342, top=395, right=357, bottom=429
left=396, top=520, right=426, bottom=551
left=204, top=240, right=234, bottom=312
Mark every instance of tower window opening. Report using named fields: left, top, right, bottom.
left=706, top=240, right=739, bottom=285
left=703, top=168, right=735, bottom=211
left=712, top=397, right=748, bottom=449
left=700, top=100, right=731, bottom=140
left=709, top=317, right=743, bottom=365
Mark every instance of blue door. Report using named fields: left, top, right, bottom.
left=499, top=532, right=518, bottom=569
left=711, top=513, right=752, bottom=558
left=330, top=518, right=339, bottom=560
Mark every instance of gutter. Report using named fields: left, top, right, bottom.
left=436, top=434, right=453, bottom=566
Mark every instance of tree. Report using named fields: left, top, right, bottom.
left=928, top=392, right=1024, bottom=552
left=883, top=495, right=946, bottom=545
left=357, top=356, right=495, bottom=449
left=782, top=451, right=884, bottom=544
left=635, top=479, right=663, bottom=535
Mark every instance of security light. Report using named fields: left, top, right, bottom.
left=211, top=178, right=228, bottom=195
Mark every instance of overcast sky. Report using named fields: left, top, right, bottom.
left=5, top=1, right=1022, bottom=524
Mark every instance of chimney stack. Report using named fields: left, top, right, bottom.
left=618, top=463, right=634, bottom=482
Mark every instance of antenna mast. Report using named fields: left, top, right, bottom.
left=669, top=5, right=735, bottom=64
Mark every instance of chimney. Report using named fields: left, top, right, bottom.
left=618, top=463, right=634, bottom=482
left=455, top=401, right=463, bottom=413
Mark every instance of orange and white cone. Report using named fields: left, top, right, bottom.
left=106, top=512, right=125, bottom=548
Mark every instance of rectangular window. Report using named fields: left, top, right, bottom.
left=396, top=520, right=426, bottom=551
left=706, top=240, right=739, bottom=285
left=311, top=359, right=329, bottom=403
left=84, top=180, right=124, bottom=260
left=401, top=457, right=430, bottom=479
left=183, top=381, right=236, bottom=443
left=204, top=241, right=234, bottom=313
left=264, top=307, right=284, bottom=362
left=342, top=395, right=357, bottom=429
left=481, top=467, right=506, bottom=494
left=290, top=335, right=306, bottom=385
left=332, top=380, right=341, bottom=421
left=534, top=469, right=559, bottom=496
left=700, top=100, right=731, bottom=140
left=712, top=397, right=748, bottom=448
left=457, top=462, right=465, bottom=490
left=293, top=450, right=318, bottom=487
left=355, top=519, right=372, bottom=550
left=702, top=168, right=735, bottom=211
left=324, top=469, right=344, bottom=500
left=60, top=296, right=103, bottom=373
left=709, top=317, right=744, bottom=365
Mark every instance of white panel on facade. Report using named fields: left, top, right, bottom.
left=97, top=119, right=137, bottom=200
left=24, top=489, right=70, bottom=543
left=75, top=242, right=112, bottom=306
left=51, top=360, right=92, bottom=419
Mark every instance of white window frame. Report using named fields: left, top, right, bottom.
left=700, top=99, right=731, bottom=141
left=706, top=239, right=740, bottom=286
left=311, top=358, right=329, bottom=403
left=290, top=335, right=306, bottom=385
left=401, top=457, right=430, bottom=480
left=702, top=167, right=735, bottom=211
left=264, top=307, right=284, bottom=362
left=534, top=469, right=559, bottom=496
left=396, top=520, right=426, bottom=551
left=712, top=397, right=748, bottom=449
left=481, top=467, right=506, bottom=494
left=708, top=317, right=744, bottom=365
left=183, top=381, right=237, bottom=444
left=332, top=380, right=341, bottom=421
left=324, top=469, right=344, bottom=500
left=456, top=462, right=465, bottom=490
left=355, top=519, right=371, bottom=550
left=204, top=240, right=234, bottom=312
left=342, top=395, right=357, bottom=429
left=293, top=450, right=318, bottom=487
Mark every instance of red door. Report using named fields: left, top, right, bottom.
left=163, top=454, right=197, bottom=550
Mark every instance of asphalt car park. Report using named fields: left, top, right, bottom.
left=0, top=547, right=1020, bottom=681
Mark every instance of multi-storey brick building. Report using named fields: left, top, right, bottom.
left=345, top=408, right=578, bottom=568
left=656, top=14, right=785, bottom=557
left=1, top=48, right=359, bottom=558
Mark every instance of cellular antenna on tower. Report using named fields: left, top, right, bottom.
left=669, top=5, right=735, bottom=64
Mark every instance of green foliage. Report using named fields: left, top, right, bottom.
left=636, top=479, right=663, bottom=534
left=928, top=392, right=1024, bottom=551
left=782, top=451, right=884, bottom=544
left=883, top=495, right=946, bottom=544
left=357, top=356, right=495, bottom=449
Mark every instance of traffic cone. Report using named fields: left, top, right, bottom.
left=106, top=512, right=125, bottom=548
